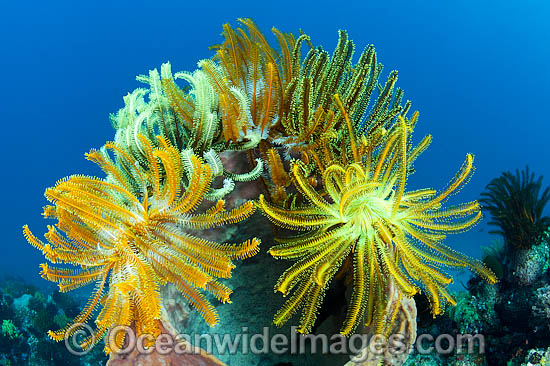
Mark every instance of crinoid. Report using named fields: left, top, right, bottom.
left=110, top=62, right=264, bottom=201
left=480, top=166, right=550, bottom=249
left=208, top=18, right=304, bottom=138
left=258, top=103, right=497, bottom=335
left=209, top=19, right=411, bottom=205
left=23, top=135, right=259, bottom=352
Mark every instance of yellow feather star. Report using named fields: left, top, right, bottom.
left=23, top=135, right=259, bottom=352
left=258, top=111, right=497, bottom=336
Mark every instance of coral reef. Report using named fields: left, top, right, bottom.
left=21, top=18, right=508, bottom=366
left=417, top=167, right=550, bottom=364
left=532, top=284, right=550, bottom=332
left=406, top=225, right=550, bottom=366
left=448, top=286, right=499, bottom=335
left=510, top=241, right=550, bottom=286
left=0, top=276, right=107, bottom=366
left=518, top=347, right=550, bottom=366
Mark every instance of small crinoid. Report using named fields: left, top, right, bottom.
left=23, top=135, right=259, bottom=352
left=480, top=166, right=550, bottom=249
left=258, top=109, right=497, bottom=336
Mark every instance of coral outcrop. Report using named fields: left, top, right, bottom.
left=510, top=241, right=550, bottom=286
left=20, top=18, right=503, bottom=366
left=344, top=281, right=417, bottom=366
left=107, top=312, right=224, bottom=366
left=0, top=277, right=107, bottom=366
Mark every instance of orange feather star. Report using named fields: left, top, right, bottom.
left=23, top=135, right=259, bottom=352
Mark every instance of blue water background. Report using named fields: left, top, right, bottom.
left=1, top=1, right=549, bottom=287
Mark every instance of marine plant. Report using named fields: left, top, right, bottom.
left=480, top=166, right=550, bottom=249
left=23, top=136, right=259, bottom=351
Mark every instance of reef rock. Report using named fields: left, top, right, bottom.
left=161, top=209, right=351, bottom=366
left=107, top=311, right=224, bottom=366
left=162, top=285, right=191, bottom=332
left=531, top=284, right=550, bottom=334
left=509, top=242, right=550, bottom=286
left=344, top=281, right=417, bottom=366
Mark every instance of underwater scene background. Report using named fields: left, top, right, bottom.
left=1, top=1, right=549, bottom=365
